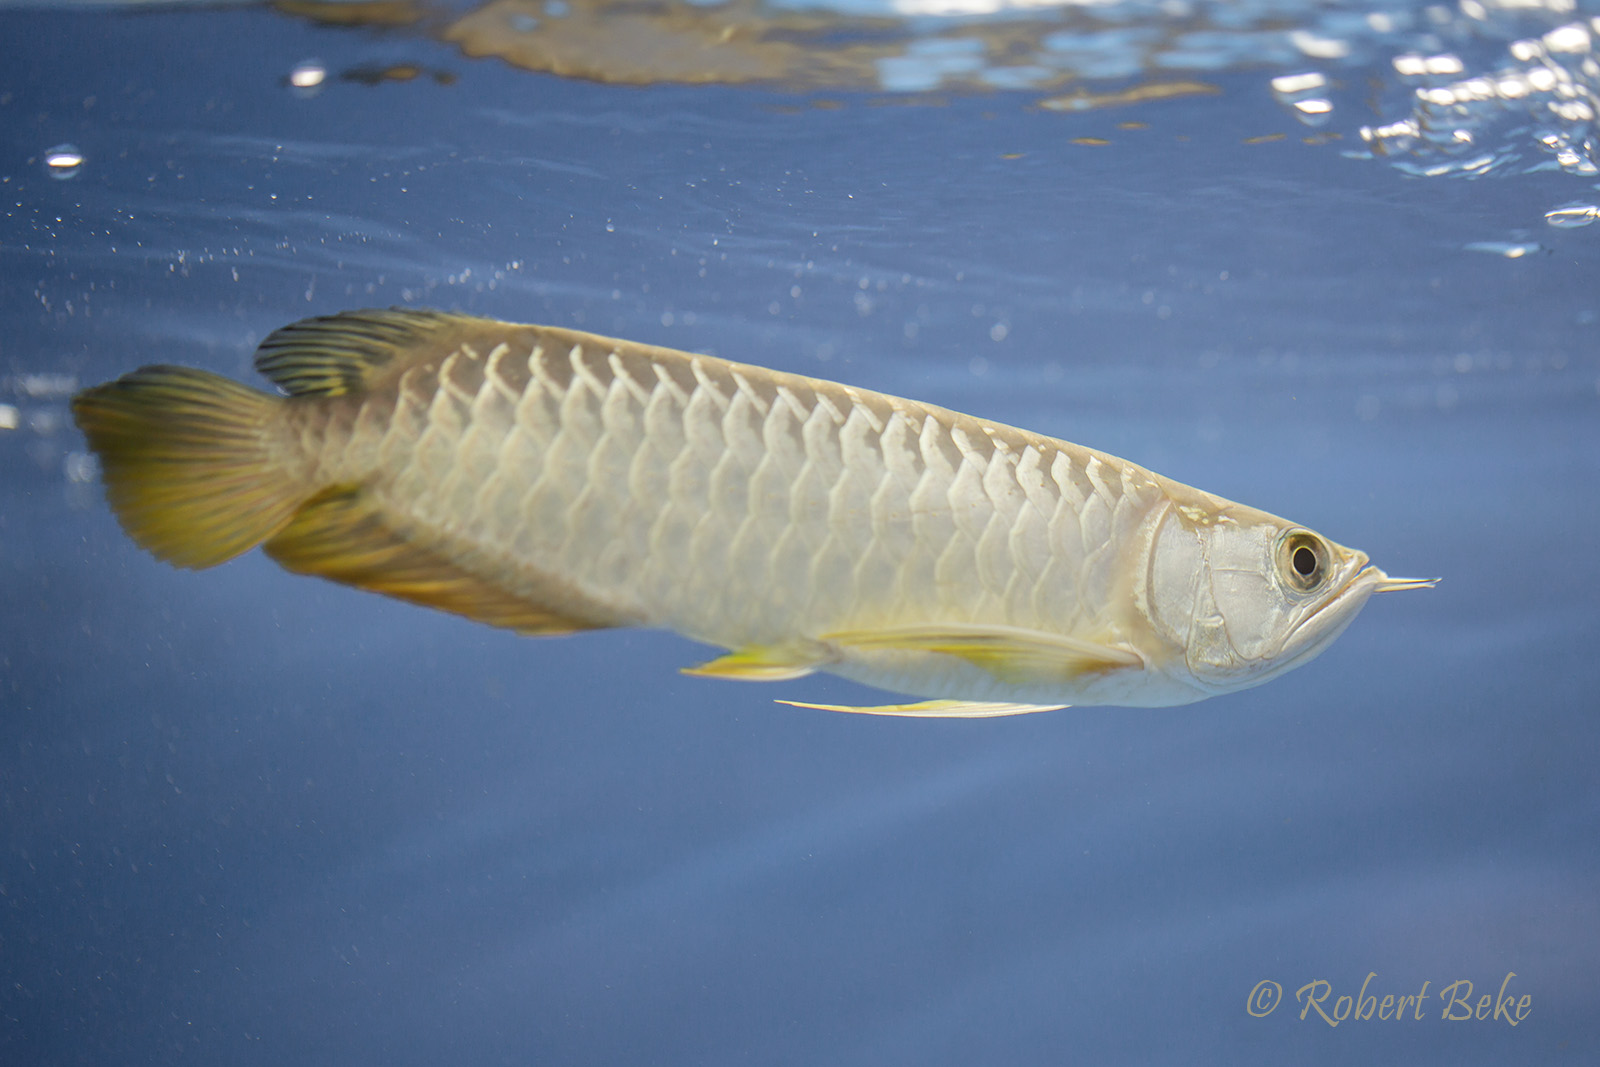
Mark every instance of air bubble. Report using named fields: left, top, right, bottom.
left=287, top=61, right=326, bottom=97
left=64, top=452, right=98, bottom=484
left=44, top=144, right=83, bottom=179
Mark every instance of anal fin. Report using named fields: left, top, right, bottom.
left=264, top=487, right=598, bottom=636
left=775, top=698, right=1068, bottom=718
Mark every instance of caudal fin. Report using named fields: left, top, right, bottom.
left=72, top=365, right=307, bottom=569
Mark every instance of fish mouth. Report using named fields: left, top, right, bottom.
left=1270, top=558, right=1389, bottom=674
left=1279, top=564, right=1435, bottom=665
left=1303, top=564, right=1436, bottom=631
left=1288, top=564, right=1436, bottom=651
left=1336, top=563, right=1439, bottom=605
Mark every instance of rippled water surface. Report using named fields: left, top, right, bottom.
left=3, top=1, right=1599, bottom=1063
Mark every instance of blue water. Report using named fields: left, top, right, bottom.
left=3, top=2, right=1598, bottom=1063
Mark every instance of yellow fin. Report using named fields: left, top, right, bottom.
left=253, top=308, right=473, bottom=397
left=264, top=488, right=598, bottom=636
left=822, top=623, right=1142, bottom=685
left=775, top=698, right=1068, bottom=718
left=682, top=641, right=836, bottom=682
left=72, top=366, right=305, bottom=569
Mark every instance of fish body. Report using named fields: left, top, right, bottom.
left=72, top=309, right=1432, bottom=715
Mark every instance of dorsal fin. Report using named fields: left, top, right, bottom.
left=252, top=308, right=472, bottom=398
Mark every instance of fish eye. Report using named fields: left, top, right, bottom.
left=1279, top=531, right=1331, bottom=593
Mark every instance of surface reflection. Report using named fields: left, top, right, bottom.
left=263, top=0, right=1600, bottom=195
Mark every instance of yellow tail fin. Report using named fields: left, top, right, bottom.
left=72, top=365, right=307, bottom=569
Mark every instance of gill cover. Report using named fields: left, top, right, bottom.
left=1147, top=504, right=1370, bottom=693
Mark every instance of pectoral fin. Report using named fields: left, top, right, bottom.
left=681, top=641, right=837, bottom=682
left=821, top=623, right=1142, bottom=685
left=775, top=698, right=1068, bottom=718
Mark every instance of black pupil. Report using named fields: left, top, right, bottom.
left=1292, top=545, right=1318, bottom=578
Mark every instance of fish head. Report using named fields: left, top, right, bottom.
left=1147, top=499, right=1406, bottom=696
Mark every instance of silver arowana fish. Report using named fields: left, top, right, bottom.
left=72, top=309, right=1434, bottom=716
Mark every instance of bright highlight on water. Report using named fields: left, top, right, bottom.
left=71, top=310, right=1434, bottom=716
